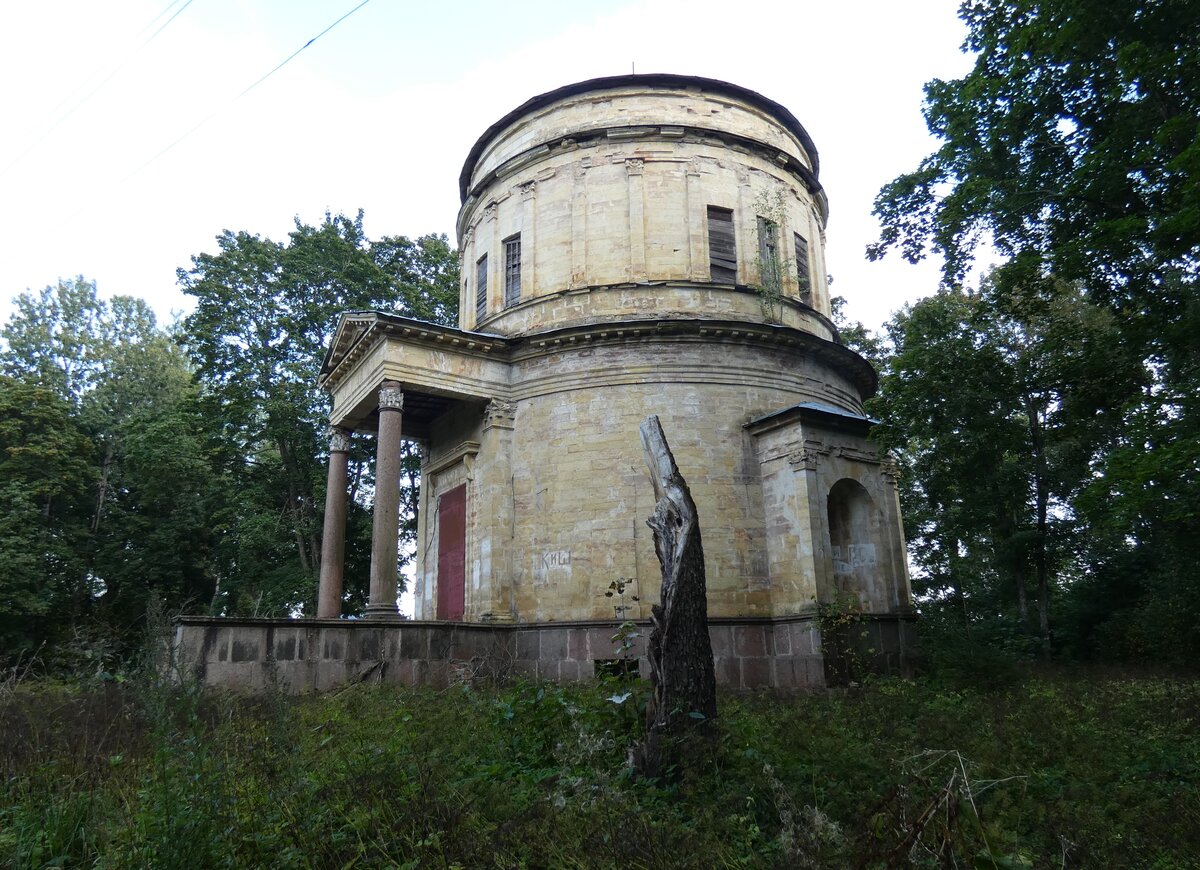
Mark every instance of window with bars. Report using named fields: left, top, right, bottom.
left=794, top=232, right=812, bottom=301
left=503, top=235, right=521, bottom=307
left=707, top=206, right=736, bottom=283
left=757, top=216, right=780, bottom=291
left=475, top=254, right=488, bottom=323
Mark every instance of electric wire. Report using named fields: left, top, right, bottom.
left=49, top=0, right=374, bottom=232
left=0, top=0, right=196, bottom=180
left=120, top=0, right=373, bottom=183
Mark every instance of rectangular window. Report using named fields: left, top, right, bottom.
left=475, top=254, right=488, bottom=323
left=503, top=235, right=521, bottom=307
left=794, top=232, right=812, bottom=301
left=758, top=216, right=780, bottom=290
left=707, top=206, right=736, bottom=283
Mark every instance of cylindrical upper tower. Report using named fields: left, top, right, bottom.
left=457, top=74, right=835, bottom=340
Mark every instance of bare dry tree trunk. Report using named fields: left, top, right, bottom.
left=632, top=416, right=717, bottom=777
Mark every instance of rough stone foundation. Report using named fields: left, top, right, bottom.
left=173, top=614, right=917, bottom=693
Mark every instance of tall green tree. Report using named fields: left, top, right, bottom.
left=1, top=279, right=221, bottom=661
left=178, top=212, right=458, bottom=616
left=0, top=377, right=93, bottom=654
left=872, top=277, right=1141, bottom=654
left=870, top=0, right=1199, bottom=663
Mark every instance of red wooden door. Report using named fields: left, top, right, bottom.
left=436, top=484, right=466, bottom=620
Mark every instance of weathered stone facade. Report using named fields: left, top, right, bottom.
left=175, top=74, right=916, bottom=691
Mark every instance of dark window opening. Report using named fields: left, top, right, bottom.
left=503, top=235, right=521, bottom=307
left=707, top=205, right=736, bottom=283
left=475, top=254, right=488, bottom=323
left=758, top=216, right=780, bottom=290
left=795, top=232, right=812, bottom=301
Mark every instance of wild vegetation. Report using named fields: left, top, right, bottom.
left=3, top=659, right=1197, bottom=868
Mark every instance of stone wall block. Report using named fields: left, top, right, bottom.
left=353, top=629, right=381, bottom=662
left=741, top=656, right=771, bottom=688
left=430, top=628, right=455, bottom=659
left=231, top=633, right=261, bottom=664
left=274, top=634, right=298, bottom=662
left=315, top=660, right=345, bottom=691
left=427, top=661, right=450, bottom=689
left=803, top=657, right=827, bottom=689
left=772, top=657, right=796, bottom=689
left=516, top=630, right=540, bottom=661
left=540, top=628, right=568, bottom=661
left=322, top=629, right=348, bottom=661
left=714, top=656, right=740, bottom=688
left=400, top=627, right=430, bottom=660
left=215, top=627, right=233, bottom=662
left=790, top=621, right=816, bottom=656
left=772, top=624, right=792, bottom=656
left=708, top=624, right=734, bottom=660
left=734, top=624, right=767, bottom=658
left=586, top=627, right=614, bottom=660
left=567, top=628, right=587, bottom=660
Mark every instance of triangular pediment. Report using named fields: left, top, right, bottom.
left=319, top=312, right=381, bottom=384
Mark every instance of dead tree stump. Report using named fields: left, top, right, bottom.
left=632, top=415, right=717, bottom=776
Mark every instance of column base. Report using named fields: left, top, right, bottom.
left=363, top=602, right=402, bottom=620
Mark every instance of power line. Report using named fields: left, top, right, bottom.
left=49, top=0, right=374, bottom=234
left=119, top=0, right=374, bottom=184
left=0, top=0, right=196, bottom=180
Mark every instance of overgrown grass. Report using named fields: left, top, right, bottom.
left=2, top=669, right=1197, bottom=868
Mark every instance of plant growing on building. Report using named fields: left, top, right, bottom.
left=604, top=578, right=640, bottom=679
left=753, top=189, right=788, bottom=323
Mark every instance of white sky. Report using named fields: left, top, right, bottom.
left=0, top=0, right=982, bottom=335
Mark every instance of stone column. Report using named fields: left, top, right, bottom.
left=316, top=427, right=352, bottom=618
left=366, top=381, right=404, bottom=619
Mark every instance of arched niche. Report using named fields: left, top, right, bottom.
left=826, top=478, right=888, bottom=610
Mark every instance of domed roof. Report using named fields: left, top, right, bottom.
left=458, top=73, right=821, bottom=203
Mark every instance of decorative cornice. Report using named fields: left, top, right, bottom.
left=837, top=445, right=880, bottom=465
left=424, top=440, right=480, bottom=477
left=319, top=311, right=876, bottom=400
left=458, top=74, right=823, bottom=202
left=788, top=448, right=819, bottom=471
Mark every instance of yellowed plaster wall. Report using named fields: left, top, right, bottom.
left=459, top=88, right=833, bottom=335
left=411, top=335, right=888, bottom=624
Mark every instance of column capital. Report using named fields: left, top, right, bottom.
left=378, top=381, right=404, bottom=411
left=882, top=456, right=903, bottom=486
left=328, top=427, right=352, bottom=453
left=483, top=398, right=516, bottom=431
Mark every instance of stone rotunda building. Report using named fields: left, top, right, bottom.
left=176, top=74, right=916, bottom=691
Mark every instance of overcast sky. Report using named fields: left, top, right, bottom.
left=0, top=0, right=981, bottom=333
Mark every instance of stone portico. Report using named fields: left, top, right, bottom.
left=175, top=74, right=918, bottom=690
